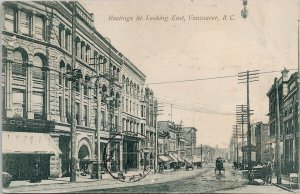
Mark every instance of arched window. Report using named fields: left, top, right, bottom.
left=32, top=54, right=47, bottom=119
left=122, top=75, right=125, bottom=89
left=65, top=64, right=71, bottom=88
left=129, top=81, right=132, bottom=94
left=126, top=78, right=129, bottom=93
left=33, top=54, right=46, bottom=80
left=12, top=48, right=28, bottom=76
left=59, top=61, right=65, bottom=85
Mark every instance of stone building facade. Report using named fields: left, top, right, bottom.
left=2, top=1, right=153, bottom=180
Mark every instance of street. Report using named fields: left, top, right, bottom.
left=3, top=164, right=292, bottom=193
left=75, top=165, right=287, bottom=193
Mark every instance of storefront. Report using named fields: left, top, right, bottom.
left=123, top=140, right=139, bottom=170
left=2, top=131, right=62, bottom=180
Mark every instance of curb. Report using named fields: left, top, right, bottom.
left=272, top=183, right=295, bottom=193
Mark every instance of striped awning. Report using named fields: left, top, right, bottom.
left=158, top=155, right=170, bottom=162
left=2, top=131, right=62, bottom=156
left=173, top=154, right=184, bottom=162
left=168, top=154, right=178, bottom=162
left=183, top=157, right=192, bottom=163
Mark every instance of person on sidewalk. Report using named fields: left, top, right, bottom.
left=262, top=163, right=267, bottom=185
left=266, top=161, right=272, bottom=185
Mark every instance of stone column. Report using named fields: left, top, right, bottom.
left=120, top=137, right=123, bottom=171
left=138, top=140, right=141, bottom=170
left=6, top=51, right=13, bottom=117
left=26, top=63, right=34, bottom=119
left=87, top=83, right=91, bottom=128
left=61, top=67, right=66, bottom=123
left=49, top=133, right=62, bottom=178
left=31, top=11, right=36, bottom=38
left=45, top=67, right=51, bottom=120
left=17, top=5, right=21, bottom=33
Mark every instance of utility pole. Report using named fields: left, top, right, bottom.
left=297, top=19, right=300, bottom=186
left=70, top=1, right=77, bottom=182
left=236, top=104, right=249, bottom=169
left=90, top=55, right=107, bottom=179
left=232, top=125, right=241, bottom=166
left=154, top=100, right=163, bottom=173
left=200, top=144, right=203, bottom=164
left=275, top=78, right=282, bottom=184
left=238, top=70, right=259, bottom=171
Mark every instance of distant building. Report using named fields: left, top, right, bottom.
left=282, top=72, right=299, bottom=174
left=254, top=122, right=271, bottom=164
left=182, top=127, right=197, bottom=159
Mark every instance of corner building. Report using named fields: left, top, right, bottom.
left=2, top=1, right=151, bottom=180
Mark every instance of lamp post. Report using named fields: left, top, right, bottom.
left=89, top=54, right=108, bottom=179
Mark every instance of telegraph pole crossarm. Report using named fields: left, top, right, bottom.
left=238, top=70, right=259, bottom=175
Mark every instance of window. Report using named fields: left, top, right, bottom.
left=65, top=98, right=70, bottom=123
left=65, top=65, right=71, bottom=88
left=81, top=42, right=85, bottom=60
left=12, top=50, right=26, bottom=76
left=126, top=99, right=128, bottom=112
left=86, top=46, right=90, bottom=63
left=136, top=104, right=139, bottom=117
left=58, top=96, right=62, bottom=121
left=130, top=101, right=132, bottom=113
left=59, top=24, right=64, bottom=47
left=122, top=97, right=124, bottom=111
left=65, top=30, right=71, bottom=52
left=20, top=11, right=30, bottom=35
left=75, top=80, right=80, bottom=92
left=83, top=83, right=88, bottom=96
left=115, top=115, right=118, bottom=131
left=59, top=61, right=65, bottom=85
left=35, top=16, right=45, bottom=40
left=133, top=102, right=135, bottom=115
left=101, top=111, right=105, bottom=130
left=94, top=109, right=97, bottom=126
left=83, top=105, right=88, bottom=126
left=32, top=55, right=45, bottom=80
left=75, top=102, right=80, bottom=125
left=4, top=7, right=15, bottom=32
left=141, top=105, right=143, bottom=117
left=12, top=90, right=25, bottom=118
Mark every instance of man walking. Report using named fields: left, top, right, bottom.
left=266, top=161, right=272, bottom=185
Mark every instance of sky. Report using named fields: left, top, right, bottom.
left=80, top=0, right=300, bottom=148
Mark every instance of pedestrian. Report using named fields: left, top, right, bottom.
left=266, top=162, right=272, bottom=185
left=261, top=163, right=267, bottom=184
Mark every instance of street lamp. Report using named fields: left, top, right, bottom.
left=88, top=54, right=108, bottom=179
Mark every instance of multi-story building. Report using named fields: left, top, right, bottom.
left=2, top=1, right=154, bottom=180
left=266, top=69, right=289, bottom=166
left=157, top=121, right=187, bottom=162
left=182, top=127, right=197, bottom=159
left=282, top=72, right=299, bottom=174
left=254, top=122, right=271, bottom=164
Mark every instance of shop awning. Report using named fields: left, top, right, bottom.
left=173, top=154, right=184, bottom=163
left=158, top=155, right=169, bottom=162
left=192, top=156, right=202, bottom=163
left=168, top=154, right=178, bottom=162
left=2, top=131, right=62, bottom=156
left=183, top=157, right=192, bottom=163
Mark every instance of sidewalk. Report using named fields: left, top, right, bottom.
left=271, top=176, right=299, bottom=193
left=3, top=168, right=207, bottom=193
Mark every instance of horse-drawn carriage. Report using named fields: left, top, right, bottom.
left=215, top=157, right=225, bottom=175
